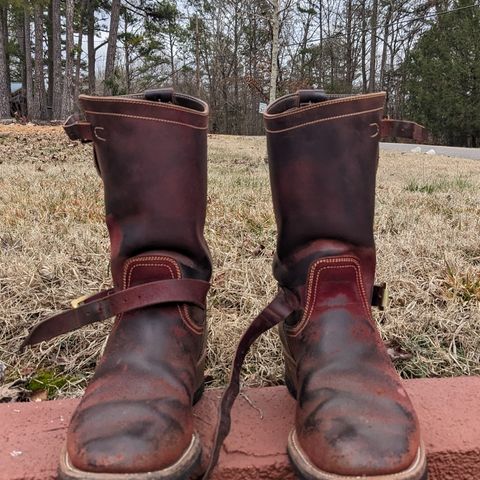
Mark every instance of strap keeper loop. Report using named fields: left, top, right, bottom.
left=64, top=115, right=94, bottom=143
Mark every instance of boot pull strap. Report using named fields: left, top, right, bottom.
left=64, top=115, right=93, bottom=143
left=202, top=283, right=389, bottom=478
left=20, top=278, right=210, bottom=350
left=297, top=89, right=329, bottom=104
left=380, top=119, right=427, bottom=143
left=144, top=87, right=175, bottom=103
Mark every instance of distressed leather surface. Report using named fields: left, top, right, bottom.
left=62, top=92, right=212, bottom=474
left=265, top=92, right=423, bottom=476
left=203, top=92, right=425, bottom=480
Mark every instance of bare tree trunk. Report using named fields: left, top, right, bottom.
left=368, top=0, right=378, bottom=92
left=169, top=30, right=176, bottom=87
left=74, top=0, right=88, bottom=101
left=24, top=8, right=34, bottom=118
left=103, top=0, right=121, bottom=95
left=345, top=0, right=353, bottom=90
left=233, top=1, right=240, bottom=133
left=32, top=3, right=47, bottom=120
left=299, top=4, right=313, bottom=80
left=195, top=14, right=200, bottom=96
left=246, top=2, right=261, bottom=134
left=51, top=0, right=62, bottom=119
left=61, top=0, right=74, bottom=117
left=123, top=9, right=131, bottom=92
left=380, top=4, right=392, bottom=91
left=360, top=0, right=368, bottom=92
left=0, top=4, right=9, bottom=118
left=16, top=14, right=26, bottom=97
left=269, top=0, right=280, bottom=103
left=221, top=67, right=229, bottom=132
left=87, top=0, right=96, bottom=94
left=3, top=6, right=9, bottom=90
left=47, top=1, right=53, bottom=116
left=318, top=0, right=323, bottom=87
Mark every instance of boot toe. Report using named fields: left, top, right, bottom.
left=293, top=414, right=419, bottom=477
left=66, top=400, right=194, bottom=474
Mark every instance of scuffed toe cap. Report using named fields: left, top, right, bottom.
left=66, top=399, right=194, bottom=474
left=294, top=406, right=420, bottom=477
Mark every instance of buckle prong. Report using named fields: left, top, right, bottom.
left=71, top=294, right=90, bottom=309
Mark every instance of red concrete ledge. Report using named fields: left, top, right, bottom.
left=1, top=377, right=479, bottom=480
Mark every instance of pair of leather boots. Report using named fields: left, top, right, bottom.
left=23, top=89, right=427, bottom=480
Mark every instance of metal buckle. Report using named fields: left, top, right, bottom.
left=378, top=282, right=389, bottom=310
left=372, top=282, right=389, bottom=310
left=71, top=294, right=91, bottom=309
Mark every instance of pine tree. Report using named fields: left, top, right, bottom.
left=0, top=3, right=10, bottom=118
left=404, top=0, right=480, bottom=147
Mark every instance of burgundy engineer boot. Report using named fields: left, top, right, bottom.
left=264, top=90, right=427, bottom=480
left=204, top=90, right=427, bottom=480
left=23, top=88, right=212, bottom=480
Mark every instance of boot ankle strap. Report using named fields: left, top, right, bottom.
left=21, top=278, right=210, bottom=350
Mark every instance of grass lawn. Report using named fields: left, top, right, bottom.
left=0, top=124, right=479, bottom=400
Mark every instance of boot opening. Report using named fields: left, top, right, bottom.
left=142, top=88, right=207, bottom=112
left=266, top=90, right=365, bottom=115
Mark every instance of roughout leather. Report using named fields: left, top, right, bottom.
left=264, top=91, right=425, bottom=477
left=40, top=91, right=211, bottom=476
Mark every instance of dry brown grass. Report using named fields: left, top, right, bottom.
left=0, top=125, right=479, bottom=400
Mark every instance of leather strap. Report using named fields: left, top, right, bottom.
left=64, top=115, right=93, bottom=143
left=202, top=291, right=293, bottom=479
left=21, top=278, right=210, bottom=350
left=381, top=119, right=427, bottom=143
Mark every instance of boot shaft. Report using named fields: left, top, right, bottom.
left=264, top=91, right=385, bottom=289
left=78, top=89, right=211, bottom=286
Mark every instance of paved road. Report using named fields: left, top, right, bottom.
left=381, top=142, right=480, bottom=161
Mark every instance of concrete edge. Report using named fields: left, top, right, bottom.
left=1, top=377, right=479, bottom=480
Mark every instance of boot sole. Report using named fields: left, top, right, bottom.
left=288, top=429, right=428, bottom=480
left=285, top=375, right=428, bottom=480
left=58, top=433, right=201, bottom=480
left=58, top=384, right=205, bottom=480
